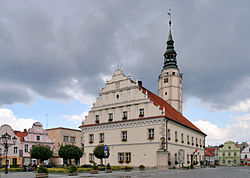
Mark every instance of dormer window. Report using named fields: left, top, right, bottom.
left=139, top=109, right=144, bottom=117
left=109, top=113, right=113, bottom=122
left=95, top=115, right=100, bottom=123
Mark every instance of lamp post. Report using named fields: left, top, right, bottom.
left=0, top=132, right=17, bottom=174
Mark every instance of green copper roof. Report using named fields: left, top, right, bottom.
left=168, top=30, right=173, bottom=41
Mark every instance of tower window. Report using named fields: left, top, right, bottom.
left=164, top=78, right=168, bottom=83
left=165, top=92, right=167, bottom=95
left=172, top=72, right=175, bottom=75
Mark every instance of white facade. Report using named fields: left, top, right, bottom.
left=241, top=145, right=250, bottom=160
left=158, top=68, right=182, bottom=114
left=80, top=69, right=205, bottom=168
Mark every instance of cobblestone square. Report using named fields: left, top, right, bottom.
left=1, top=166, right=249, bottom=178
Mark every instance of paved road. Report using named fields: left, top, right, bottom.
left=0, top=166, right=249, bottom=178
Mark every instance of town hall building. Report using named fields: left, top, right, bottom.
left=79, top=19, right=206, bottom=168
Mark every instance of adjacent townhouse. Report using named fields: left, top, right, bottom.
left=46, top=127, right=83, bottom=166
left=218, top=141, right=240, bottom=166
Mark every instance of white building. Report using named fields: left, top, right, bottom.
left=241, top=145, right=250, bottom=160
left=79, top=19, right=206, bottom=168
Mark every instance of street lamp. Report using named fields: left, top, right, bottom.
left=0, top=132, right=17, bottom=174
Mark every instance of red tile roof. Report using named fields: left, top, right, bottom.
left=139, top=86, right=205, bottom=135
left=206, top=147, right=216, bottom=152
left=205, top=148, right=214, bottom=156
left=14, top=129, right=28, bottom=142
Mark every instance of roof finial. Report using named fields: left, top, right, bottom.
left=167, top=9, right=171, bottom=29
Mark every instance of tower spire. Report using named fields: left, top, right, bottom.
left=163, top=9, right=178, bottom=69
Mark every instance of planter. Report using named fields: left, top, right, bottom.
left=90, top=169, right=99, bottom=174
left=68, top=172, right=78, bottom=176
left=105, top=169, right=112, bottom=173
left=36, top=173, right=48, bottom=178
left=124, top=169, right=131, bottom=172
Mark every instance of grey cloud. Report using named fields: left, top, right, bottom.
left=0, top=0, right=249, bottom=110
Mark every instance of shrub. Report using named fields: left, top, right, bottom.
left=37, top=165, right=48, bottom=173
left=69, top=164, right=78, bottom=173
left=48, top=168, right=68, bottom=173
left=106, top=163, right=111, bottom=169
left=124, top=166, right=132, bottom=170
left=92, top=161, right=98, bottom=170
left=139, top=165, right=145, bottom=169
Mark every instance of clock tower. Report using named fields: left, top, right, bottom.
left=158, top=15, right=183, bottom=113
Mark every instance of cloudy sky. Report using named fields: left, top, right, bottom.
left=0, top=0, right=249, bottom=145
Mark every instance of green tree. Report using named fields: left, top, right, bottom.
left=58, top=145, right=83, bottom=166
left=30, top=145, right=53, bottom=163
left=93, top=144, right=109, bottom=165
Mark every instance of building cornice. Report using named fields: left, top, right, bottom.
left=91, top=98, right=151, bottom=111
left=80, top=115, right=165, bottom=131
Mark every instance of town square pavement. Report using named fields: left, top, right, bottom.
left=0, top=166, right=249, bottom=178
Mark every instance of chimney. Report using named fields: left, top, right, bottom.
left=138, top=81, right=142, bottom=87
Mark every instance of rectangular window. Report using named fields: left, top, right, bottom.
left=122, top=131, right=127, bottom=141
left=139, top=109, right=144, bottom=117
left=245, top=155, right=248, bottom=158
left=99, top=133, right=104, bottom=143
left=196, top=138, right=198, bottom=147
left=234, top=152, right=237, bottom=156
left=89, top=134, right=94, bottom=143
left=164, top=78, right=168, bottom=83
left=148, top=129, right=154, bottom=139
left=167, top=129, right=171, bottom=140
left=126, top=153, right=131, bottom=162
left=199, top=139, right=201, bottom=147
left=222, top=152, right=225, bottom=156
left=228, top=152, right=231, bottom=156
left=63, top=136, right=69, bottom=142
left=89, top=153, right=94, bottom=162
left=172, top=72, right=175, bottom=75
left=36, top=136, right=40, bottom=141
left=181, top=133, right=184, bottom=143
left=175, top=131, right=178, bottom=142
left=13, top=147, right=18, bottom=154
left=187, top=135, right=190, bottom=144
left=70, top=137, right=75, bottom=143
left=123, top=111, right=128, bottom=120
left=24, top=144, right=28, bottom=152
left=165, top=92, right=168, bottom=95
left=95, top=115, right=100, bottom=123
left=175, top=153, right=177, bottom=162
left=118, top=153, right=124, bottom=163
left=109, top=113, right=113, bottom=121
left=192, top=137, right=194, bottom=145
